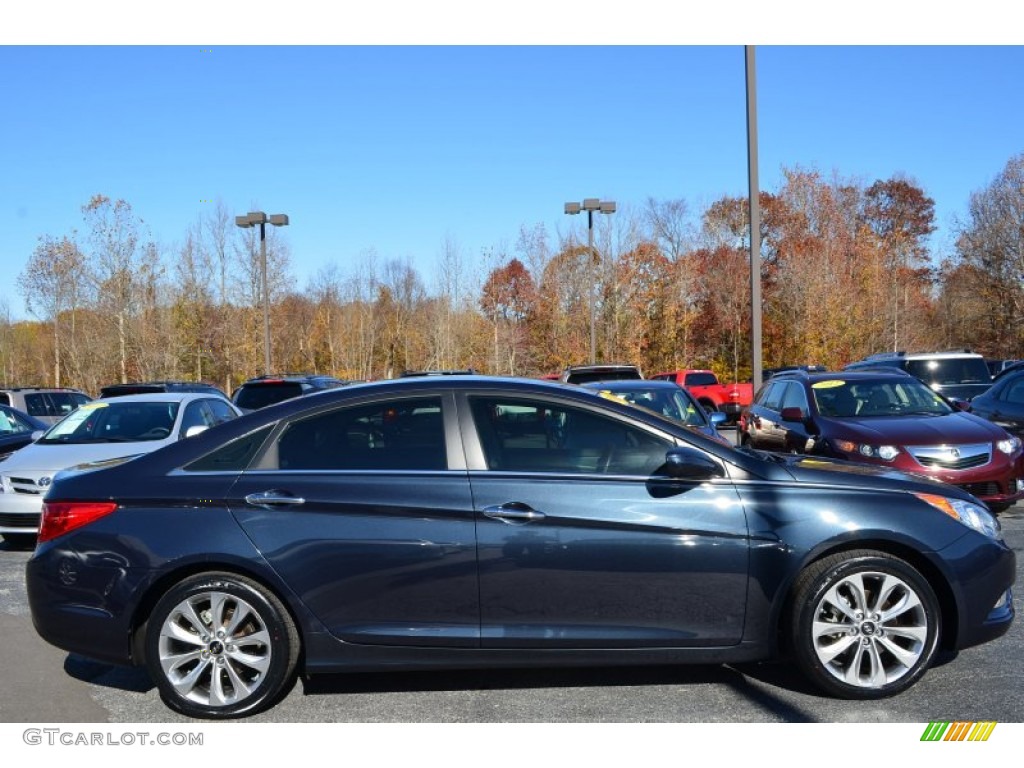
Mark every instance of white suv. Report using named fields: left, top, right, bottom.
left=0, top=387, right=92, bottom=425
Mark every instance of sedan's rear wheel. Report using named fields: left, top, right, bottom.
left=788, top=550, right=940, bottom=699
left=144, top=572, right=299, bottom=719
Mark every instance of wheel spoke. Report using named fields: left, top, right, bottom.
left=209, top=664, right=232, bottom=706
left=813, top=629, right=859, bottom=664
left=223, top=601, right=254, bottom=638
left=880, top=590, right=923, bottom=624
left=877, top=633, right=925, bottom=667
left=226, top=646, right=271, bottom=675
left=210, top=592, right=230, bottom=632
left=820, top=583, right=860, bottom=622
left=167, top=653, right=211, bottom=697
left=180, top=598, right=209, bottom=635
left=161, top=620, right=206, bottom=647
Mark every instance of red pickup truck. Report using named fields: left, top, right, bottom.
left=649, top=370, right=753, bottom=423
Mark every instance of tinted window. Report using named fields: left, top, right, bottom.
left=1004, top=377, right=1024, bottom=406
left=760, top=382, right=785, bottom=411
left=0, top=393, right=9, bottom=406
left=24, top=393, right=54, bottom=418
left=0, top=408, right=32, bottom=435
left=904, top=357, right=991, bottom=385
left=684, top=372, right=717, bottom=387
left=781, top=382, right=808, bottom=411
left=207, top=398, right=237, bottom=424
left=180, top=401, right=211, bottom=435
left=233, top=382, right=306, bottom=410
left=275, top=397, right=446, bottom=471
left=186, top=425, right=275, bottom=472
left=470, top=396, right=672, bottom=476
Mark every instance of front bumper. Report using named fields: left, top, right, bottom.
left=0, top=492, right=44, bottom=534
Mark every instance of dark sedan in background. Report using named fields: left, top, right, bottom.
left=0, top=404, right=46, bottom=462
left=970, top=367, right=1024, bottom=440
left=27, top=376, right=1015, bottom=719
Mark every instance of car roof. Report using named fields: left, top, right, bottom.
left=89, top=392, right=225, bottom=404
left=582, top=379, right=682, bottom=390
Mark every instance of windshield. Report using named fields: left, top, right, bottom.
left=598, top=387, right=709, bottom=427
left=812, top=378, right=953, bottom=418
left=40, top=401, right=180, bottom=443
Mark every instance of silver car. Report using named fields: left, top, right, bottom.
left=0, top=392, right=240, bottom=547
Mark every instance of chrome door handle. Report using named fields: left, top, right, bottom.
left=245, top=491, right=306, bottom=508
left=482, top=503, right=545, bottom=524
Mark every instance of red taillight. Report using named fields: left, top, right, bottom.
left=38, top=501, right=118, bottom=543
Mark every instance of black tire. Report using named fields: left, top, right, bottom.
left=788, top=550, right=940, bottom=699
left=1, top=533, right=37, bottom=550
left=144, top=572, right=300, bottom=719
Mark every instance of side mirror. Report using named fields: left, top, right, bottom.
left=780, top=406, right=805, bottom=423
left=184, top=425, right=208, bottom=439
left=950, top=398, right=970, bottom=412
left=31, top=430, right=45, bottom=441
left=709, top=412, right=728, bottom=427
left=663, top=447, right=726, bottom=481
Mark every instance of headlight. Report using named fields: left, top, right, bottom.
left=997, top=436, right=1021, bottom=455
left=914, top=492, right=1001, bottom=539
left=834, top=440, right=900, bottom=461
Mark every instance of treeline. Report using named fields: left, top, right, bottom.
left=3, top=156, right=1024, bottom=395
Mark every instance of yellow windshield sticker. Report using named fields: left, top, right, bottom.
left=78, top=402, right=109, bottom=410
left=811, top=380, right=846, bottom=389
left=598, top=391, right=630, bottom=405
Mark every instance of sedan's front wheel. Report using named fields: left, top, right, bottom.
left=144, top=572, right=300, bottom=719
left=788, top=550, right=940, bottom=699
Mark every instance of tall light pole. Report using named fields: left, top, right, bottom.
left=746, top=46, right=763, bottom=393
left=235, top=210, right=289, bottom=375
left=565, top=198, right=616, bottom=364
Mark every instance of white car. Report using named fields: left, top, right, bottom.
left=0, top=392, right=241, bottom=548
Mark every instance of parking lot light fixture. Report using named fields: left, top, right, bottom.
left=235, top=210, right=289, bottom=375
left=564, top=198, right=616, bottom=364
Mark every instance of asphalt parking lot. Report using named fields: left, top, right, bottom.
left=2, top=496, right=1022, bottom=723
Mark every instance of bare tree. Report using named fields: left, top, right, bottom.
left=17, top=235, right=87, bottom=387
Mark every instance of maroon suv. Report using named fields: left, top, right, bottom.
left=739, top=369, right=1024, bottom=511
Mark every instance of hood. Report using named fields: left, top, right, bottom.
left=821, top=411, right=1006, bottom=445
left=0, top=439, right=169, bottom=474
left=776, top=453, right=977, bottom=501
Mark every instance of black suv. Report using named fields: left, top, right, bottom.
left=231, top=374, right=349, bottom=412
left=560, top=364, right=643, bottom=385
left=844, top=350, right=993, bottom=401
left=99, top=381, right=227, bottom=399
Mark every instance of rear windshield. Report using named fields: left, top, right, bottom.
left=565, top=369, right=641, bottom=385
left=904, top=358, right=991, bottom=385
left=683, top=372, right=717, bottom=387
left=233, top=382, right=305, bottom=410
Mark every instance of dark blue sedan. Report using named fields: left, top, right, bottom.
left=0, top=403, right=46, bottom=462
left=26, top=376, right=1015, bottom=718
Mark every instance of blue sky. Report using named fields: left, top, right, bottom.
left=2, top=38, right=1021, bottom=320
